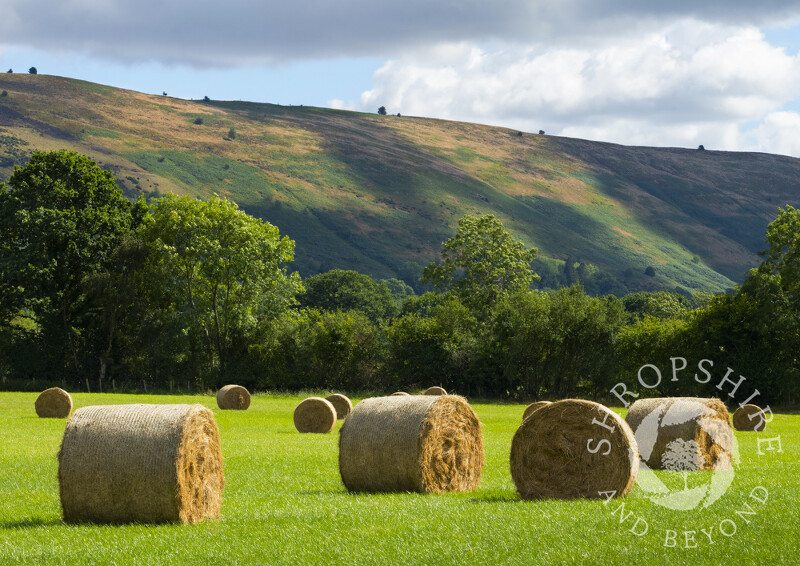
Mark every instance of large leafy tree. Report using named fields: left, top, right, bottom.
left=140, top=194, right=302, bottom=382
left=421, top=214, right=538, bottom=313
left=0, top=150, right=138, bottom=377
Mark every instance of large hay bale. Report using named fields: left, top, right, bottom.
left=35, top=387, right=73, bottom=418
left=733, top=404, right=767, bottom=432
left=216, top=384, right=251, bottom=410
left=58, top=404, right=224, bottom=524
left=294, top=397, right=337, bottom=433
left=424, top=386, right=447, bottom=396
left=339, top=395, right=483, bottom=493
left=625, top=397, right=733, bottom=471
left=510, top=399, right=638, bottom=500
left=522, top=400, right=551, bottom=422
left=325, top=394, right=353, bottom=420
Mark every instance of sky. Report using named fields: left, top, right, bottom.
left=4, top=1, right=800, bottom=156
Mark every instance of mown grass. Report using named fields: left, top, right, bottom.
left=0, top=392, right=797, bottom=565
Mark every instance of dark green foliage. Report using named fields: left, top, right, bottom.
left=621, top=291, right=691, bottom=320
left=252, top=309, right=387, bottom=391
left=644, top=266, right=656, bottom=277
left=0, top=91, right=6, bottom=97
left=298, top=269, right=398, bottom=324
left=377, top=106, right=387, bottom=115
left=421, top=214, right=538, bottom=315
left=28, top=67, right=37, bottom=75
left=193, top=117, right=203, bottom=125
left=0, top=150, right=136, bottom=382
left=484, top=287, right=626, bottom=399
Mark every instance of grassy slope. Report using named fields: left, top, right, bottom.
left=0, top=391, right=798, bottom=565
left=2, top=74, right=799, bottom=292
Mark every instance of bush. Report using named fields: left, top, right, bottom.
left=28, top=67, right=37, bottom=75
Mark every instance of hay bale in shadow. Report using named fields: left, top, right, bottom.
left=510, top=399, right=638, bottom=500
left=339, top=395, right=483, bottom=493
left=216, top=385, right=251, bottom=410
left=35, top=387, right=73, bottom=418
left=733, top=404, right=766, bottom=432
left=522, top=401, right=551, bottom=422
left=58, top=404, right=224, bottom=524
left=424, top=386, right=447, bottom=396
left=625, top=397, right=733, bottom=471
left=390, top=392, right=410, bottom=396
left=294, top=397, right=337, bottom=433
left=325, top=394, right=353, bottom=420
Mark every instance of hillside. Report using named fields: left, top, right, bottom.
left=1, top=73, right=799, bottom=294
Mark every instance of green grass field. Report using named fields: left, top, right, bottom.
left=1, top=392, right=797, bottom=565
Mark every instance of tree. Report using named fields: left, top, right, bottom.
left=377, top=106, right=387, bottom=115
left=421, top=214, right=538, bottom=314
left=298, top=269, right=397, bottom=324
left=28, top=67, right=37, bottom=75
left=139, top=195, right=301, bottom=383
left=0, top=150, right=137, bottom=379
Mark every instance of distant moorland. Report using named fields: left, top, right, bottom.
left=1, top=73, right=799, bottom=294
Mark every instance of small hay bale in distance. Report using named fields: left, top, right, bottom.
left=294, top=397, right=337, bottom=433
left=339, top=394, right=483, bottom=493
left=216, top=384, right=251, bottom=410
left=58, top=404, right=224, bottom=524
left=510, top=399, right=638, bottom=500
left=522, top=400, right=551, bottom=422
left=424, top=386, right=447, bottom=396
left=732, top=404, right=767, bottom=432
left=390, top=391, right=410, bottom=396
left=35, top=387, right=73, bottom=418
left=325, top=393, right=353, bottom=420
left=625, top=397, right=733, bottom=471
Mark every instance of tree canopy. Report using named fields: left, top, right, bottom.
left=421, top=214, right=538, bottom=312
left=0, top=150, right=139, bottom=374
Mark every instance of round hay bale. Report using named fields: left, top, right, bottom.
left=625, top=397, right=733, bottom=471
left=35, top=387, right=73, bottom=418
left=216, top=384, right=251, bottom=410
left=325, top=394, right=353, bottom=420
left=339, top=395, right=483, bottom=493
left=732, top=404, right=766, bottom=432
left=58, top=404, right=224, bottom=524
left=294, top=397, right=337, bottom=433
left=510, top=399, right=638, bottom=500
left=424, top=386, right=447, bottom=396
left=522, top=400, right=551, bottom=422
left=390, top=392, right=410, bottom=396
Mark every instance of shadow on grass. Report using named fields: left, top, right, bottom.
left=1, top=517, right=62, bottom=529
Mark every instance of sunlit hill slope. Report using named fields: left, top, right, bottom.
left=1, top=73, right=798, bottom=294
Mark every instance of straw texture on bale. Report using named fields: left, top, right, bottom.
left=35, top=387, right=73, bottom=418
left=733, top=404, right=767, bottom=432
left=391, top=392, right=410, bottom=396
left=325, top=394, right=353, bottom=420
left=294, top=397, right=337, bottom=433
left=625, top=397, right=733, bottom=471
left=58, top=404, right=224, bottom=524
left=216, top=384, right=251, bottom=410
left=522, top=401, right=551, bottom=422
left=424, top=386, right=447, bottom=396
left=510, top=399, right=639, bottom=500
left=339, top=395, right=483, bottom=494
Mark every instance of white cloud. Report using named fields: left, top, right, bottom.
left=359, top=21, right=800, bottom=153
left=746, top=111, right=800, bottom=156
